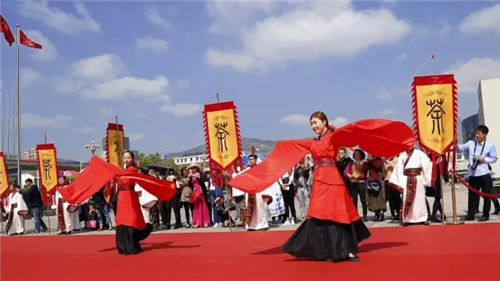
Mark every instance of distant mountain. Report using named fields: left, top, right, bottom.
left=166, top=137, right=278, bottom=158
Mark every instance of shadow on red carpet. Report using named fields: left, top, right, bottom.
left=2, top=223, right=499, bottom=281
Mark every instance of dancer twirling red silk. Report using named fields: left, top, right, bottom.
left=228, top=111, right=416, bottom=262
left=59, top=151, right=176, bottom=255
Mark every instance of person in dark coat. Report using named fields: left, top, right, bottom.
left=92, top=187, right=114, bottom=230
left=25, top=179, right=48, bottom=233
left=336, top=147, right=353, bottom=185
left=426, top=154, right=449, bottom=222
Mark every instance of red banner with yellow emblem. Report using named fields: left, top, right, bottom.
left=411, top=74, right=458, bottom=182
left=105, top=123, right=125, bottom=202
left=36, top=144, right=59, bottom=204
left=203, top=101, right=243, bottom=186
left=106, top=123, right=125, bottom=168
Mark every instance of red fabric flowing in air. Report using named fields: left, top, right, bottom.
left=59, top=157, right=176, bottom=205
left=228, top=119, right=416, bottom=195
left=228, top=119, right=415, bottom=224
left=0, top=15, right=15, bottom=46
left=19, top=29, right=42, bottom=49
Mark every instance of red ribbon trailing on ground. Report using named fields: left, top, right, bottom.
left=454, top=173, right=500, bottom=198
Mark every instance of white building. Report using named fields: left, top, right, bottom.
left=23, top=147, right=37, bottom=159
left=173, top=152, right=208, bottom=167
left=478, top=77, right=500, bottom=174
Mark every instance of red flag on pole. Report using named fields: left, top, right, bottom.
left=0, top=15, right=15, bottom=46
left=19, top=29, right=42, bottom=49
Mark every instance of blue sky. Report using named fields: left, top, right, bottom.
left=1, top=1, right=499, bottom=160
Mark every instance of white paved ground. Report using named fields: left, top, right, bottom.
left=3, top=183, right=499, bottom=236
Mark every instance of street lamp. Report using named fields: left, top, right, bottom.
left=84, top=141, right=101, bottom=156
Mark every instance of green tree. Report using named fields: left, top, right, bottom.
left=138, top=152, right=161, bottom=166
left=137, top=153, right=181, bottom=176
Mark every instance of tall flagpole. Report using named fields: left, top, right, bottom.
left=1, top=89, right=3, bottom=153
left=6, top=89, right=10, bottom=160
left=16, top=24, right=21, bottom=185
left=11, top=89, right=15, bottom=160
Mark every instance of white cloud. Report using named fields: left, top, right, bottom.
left=176, top=79, right=191, bottom=90
left=459, top=4, right=500, bottom=35
left=133, top=111, right=147, bottom=118
left=53, top=76, right=86, bottom=94
left=21, top=113, right=73, bottom=129
left=395, top=53, right=407, bottom=61
left=379, top=109, right=397, bottom=116
left=61, top=54, right=171, bottom=102
left=20, top=68, right=42, bottom=88
left=128, top=133, right=146, bottom=142
left=281, top=114, right=348, bottom=126
left=206, top=3, right=411, bottom=72
left=18, top=1, right=100, bottom=35
left=331, top=117, right=348, bottom=127
left=437, top=21, right=451, bottom=39
left=134, top=37, right=169, bottom=52
left=160, top=103, right=202, bottom=116
left=145, top=8, right=172, bottom=31
left=74, top=126, right=95, bottom=134
left=281, top=114, right=309, bottom=125
left=444, top=57, right=500, bottom=93
left=71, top=54, right=123, bottom=83
left=206, top=1, right=278, bottom=35
left=22, top=29, right=58, bottom=61
left=100, top=108, right=115, bottom=118
left=83, top=75, right=170, bottom=101
left=376, top=86, right=393, bottom=100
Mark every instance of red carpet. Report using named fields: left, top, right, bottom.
left=2, top=223, right=500, bottom=281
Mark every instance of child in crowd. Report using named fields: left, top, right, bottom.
left=86, top=203, right=99, bottom=230
left=214, top=196, right=235, bottom=227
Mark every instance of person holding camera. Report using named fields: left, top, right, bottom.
left=457, top=125, right=498, bottom=222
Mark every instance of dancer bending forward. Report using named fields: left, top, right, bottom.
left=228, top=111, right=415, bottom=262
left=59, top=150, right=176, bottom=255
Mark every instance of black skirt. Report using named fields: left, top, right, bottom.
left=282, top=217, right=371, bottom=261
left=115, top=224, right=153, bottom=255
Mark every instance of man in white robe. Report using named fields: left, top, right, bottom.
left=389, top=148, right=433, bottom=226
left=5, top=185, right=29, bottom=236
left=232, top=155, right=273, bottom=231
left=54, top=188, right=80, bottom=234
left=135, top=183, right=157, bottom=224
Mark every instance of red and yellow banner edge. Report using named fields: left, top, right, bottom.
left=203, top=101, right=243, bottom=186
left=0, top=151, right=9, bottom=197
left=411, top=74, right=458, bottom=156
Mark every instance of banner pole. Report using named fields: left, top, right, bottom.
left=47, top=194, right=51, bottom=235
left=440, top=166, right=446, bottom=224
left=447, top=118, right=464, bottom=225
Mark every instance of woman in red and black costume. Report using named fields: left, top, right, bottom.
left=228, top=111, right=416, bottom=262
left=59, top=150, right=176, bottom=255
